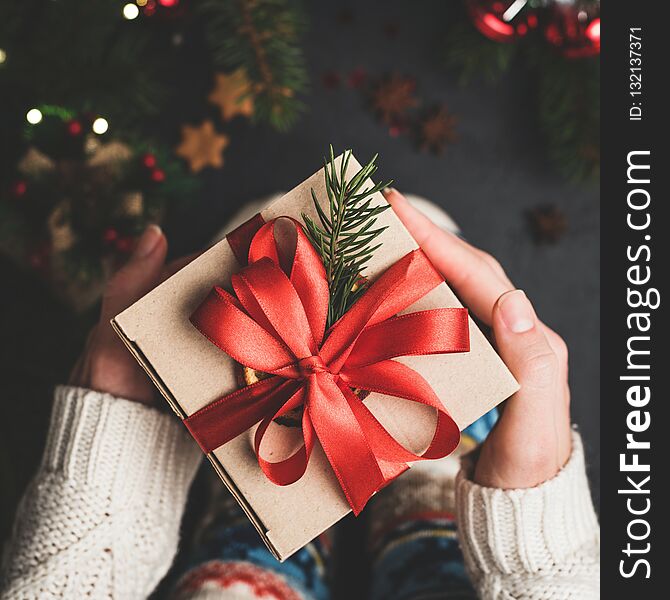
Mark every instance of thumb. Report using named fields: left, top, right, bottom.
left=483, top=289, right=572, bottom=486
left=101, top=225, right=168, bottom=322
left=492, top=290, right=559, bottom=401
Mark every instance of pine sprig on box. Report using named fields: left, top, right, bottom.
left=303, top=147, right=391, bottom=328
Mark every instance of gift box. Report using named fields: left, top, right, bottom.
left=112, top=153, right=519, bottom=560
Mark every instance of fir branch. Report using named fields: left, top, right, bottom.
left=443, top=18, right=599, bottom=183
left=198, top=0, right=308, bottom=131
left=303, top=146, right=391, bottom=328
left=531, top=49, right=600, bottom=182
left=444, top=21, right=517, bottom=85
left=0, top=0, right=166, bottom=132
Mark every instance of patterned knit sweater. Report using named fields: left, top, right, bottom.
left=0, top=386, right=599, bottom=599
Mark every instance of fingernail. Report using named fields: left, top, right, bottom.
left=382, top=187, right=402, bottom=202
left=134, top=224, right=163, bottom=258
left=499, top=290, right=535, bottom=333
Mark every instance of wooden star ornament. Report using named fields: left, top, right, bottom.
left=208, top=69, right=255, bottom=121
left=418, top=105, right=459, bottom=154
left=175, top=121, right=229, bottom=173
left=526, top=205, right=568, bottom=244
left=370, top=74, right=418, bottom=125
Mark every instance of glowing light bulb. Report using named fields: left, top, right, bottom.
left=26, top=108, right=43, bottom=125
left=92, top=117, right=109, bottom=135
left=0, top=48, right=7, bottom=64
left=123, top=3, right=140, bottom=20
left=586, top=18, right=600, bottom=43
left=137, top=0, right=147, bottom=5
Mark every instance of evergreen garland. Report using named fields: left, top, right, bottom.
left=0, top=0, right=164, bottom=135
left=532, top=48, right=600, bottom=182
left=0, top=0, right=308, bottom=145
left=443, top=10, right=599, bottom=183
left=444, top=22, right=516, bottom=85
left=198, top=0, right=308, bottom=131
left=0, top=106, right=198, bottom=311
left=0, top=0, right=307, bottom=308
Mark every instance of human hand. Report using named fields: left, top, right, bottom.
left=71, top=225, right=191, bottom=406
left=384, top=189, right=572, bottom=489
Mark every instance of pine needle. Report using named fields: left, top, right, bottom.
left=303, top=146, right=391, bottom=328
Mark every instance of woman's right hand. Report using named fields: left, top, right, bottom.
left=384, top=188, right=572, bottom=489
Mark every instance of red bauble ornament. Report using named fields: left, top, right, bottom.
left=467, top=0, right=539, bottom=42
left=67, top=120, right=83, bottom=136
left=11, top=180, right=28, bottom=197
left=142, top=153, right=157, bottom=169
left=543, top=2, right=600, bottom=58
left=151, top=168, right=166, bottom=182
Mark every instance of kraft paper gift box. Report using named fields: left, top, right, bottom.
left=112, top=154, right=519, bottom=561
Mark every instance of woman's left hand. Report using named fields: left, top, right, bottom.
left=71, top=225, right=189, bottom=406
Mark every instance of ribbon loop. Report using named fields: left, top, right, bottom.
left=186, top=215, right=470, bottom=515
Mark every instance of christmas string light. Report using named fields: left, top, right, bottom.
left=92, top=117, right=109, bottom=134
left=26, top=108, right=43, bottom=124
left=123, top=3, right=140, bottom=20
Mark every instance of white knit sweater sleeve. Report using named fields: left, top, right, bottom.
left=456, top=431, right=600, bottom=600
left=0, top=386, right=202, bottom=600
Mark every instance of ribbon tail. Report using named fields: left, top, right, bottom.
left=307, top=375, right=385, bottom=515
left=341, top=361, right=461, bottom=461
left=184, top=377, right=299, bottom=453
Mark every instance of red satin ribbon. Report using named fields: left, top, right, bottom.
left=185, top=216, right=470, bottom=514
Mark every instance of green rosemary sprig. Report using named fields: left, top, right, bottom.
left=303, top=146, right=392, bottom=328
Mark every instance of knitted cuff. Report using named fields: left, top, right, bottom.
left=456, top=431, right=599, bottom=577
left=43, top=386, right=202, bottom=510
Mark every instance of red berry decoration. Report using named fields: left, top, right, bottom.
left=543, top=2, right=600, bottom=58
left=11, top=180, right=28, bottom=197
left=115, top=236, right=135, bottom=254
left=142, top=153, right=157, bottom=169
left=142, top=0, right=186, bottom=19
left=28, top=243, right=51, bottom=271
left=143, top=0, right=157, bottom=16
left=347, top=67, right=367, bottom=89
left=102, top=227, right=119, bottom=244
left=388, top=118, right=409, bottom=138
left=67, top=120, right=83, bottom=136
left=151, top=168, right=166, bottom=182
left=467, top=0, right=539, bottom=43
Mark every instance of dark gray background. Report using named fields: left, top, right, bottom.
left=0, top=0, right=599, bottom=551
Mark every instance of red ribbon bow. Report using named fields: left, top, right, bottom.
left=185, top=216, right=470, bottom=514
